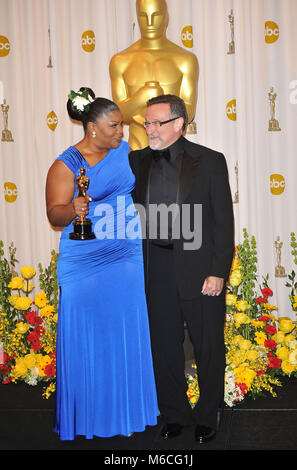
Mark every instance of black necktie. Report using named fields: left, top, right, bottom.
left=152, top=148, right=170, bottom=162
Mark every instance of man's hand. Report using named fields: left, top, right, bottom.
left=201, top=276, right=224, bottom=296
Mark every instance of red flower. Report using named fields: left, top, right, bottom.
left=265, top=325, right=277, bottom=335
left=27, top=326, right=45, bottom=344
left=256, top=297, right=268, bottom=304
left=261, top=287, right=273, bottom=297
left=236, top=382, right=248, bottom=394
left=31, top=340, right=42, bottom=351
left=257, top=370, right=265, bottom=376
left=258, top=315, right=270, bottom=322
left=2, top=377, right=11, bottom=384
left=35, top=325, right=45, bottom=335
left=25, top=311, right=37, bottom=325
left=27, top=330, right=39, bottom=343
left=264, top=339, right=277, bottom=350
left=267, top=356, right=281, bottom=369
left=44, top=363, right=56, bottom=377
left=34, top=316, right=43, bottom=325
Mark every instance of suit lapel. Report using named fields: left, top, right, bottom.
left=139, top=150, right=153, bottom=206
left=178, top=148, right=201, bottom=205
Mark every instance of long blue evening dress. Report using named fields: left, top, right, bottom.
left=53, top=141, right=159, bottom=440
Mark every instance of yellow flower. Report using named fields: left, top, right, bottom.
left=23, top=353, right=38, bottom=368
left=8, top=277, right=24, bottom=290
left=240, top=339, right=252, bottom=351
left=13, top=358, right=28, bottom=378
left=229, top=269, right=241, bottom=287
left=281, top=360, right=295, bottom=375
left=284, top=335, right=297, bottom=349
left=251, top=320, right=264, bottom=328
left=40, top=304, right=55, bottom=318
left=15, top=322, right=30, bottom=334
left=278, top=318, right=295, bottom=334
left=226, top=294, right=237, bottom=306
left=230, top=350, right=247, bottom=367
left=34, top=292, right=48, bottom=308
left=36, top=355, right=52, bottom=377
left=263, top=304, right=278, bottom=311
left=236, top=300, right=250, bottom=312
left=231, top=258, right=241, bottom=271
left=52, top=313, right=58, bottom=323
left=20, top=266, right=36, bottom=280
left=255, top=331, right=267, bottom=346
left=272, top=331, right=286, bottom=344
left=288, top=349, right=297, bottom=365
left=234, top=312, right=250, bottom=327
left=234, top=365, right=256, bottom=389
left=8, top=294, right=20, bottom=307
left=276, top=346, right=289, bottom=361
left=245, top=350, right=259, bottom=362
left=21, top=281, right=34, bottom=293
left=14, top=296, right=32, bottom=311
left=233, top=335, right=245, bottom=346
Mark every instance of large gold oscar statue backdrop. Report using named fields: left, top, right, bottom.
left=109, top=0, right=199, bottom=150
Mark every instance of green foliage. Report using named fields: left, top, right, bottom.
left=38, top=250, right=59, bottom=312
left=0, top=241, right=18, bottom=322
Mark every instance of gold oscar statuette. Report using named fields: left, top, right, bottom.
left=69, top=168, right=96, bottom=240
left=1, top=99, right=14, bottom=142
left=268, top=87, right=281, bottom=131
left=274, top=236, right=286, bottom=277
left=109, top=0, right=199, bottom=150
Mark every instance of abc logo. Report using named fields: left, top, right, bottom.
left=181, top=26, right=193, bottom=48
left=0, top=35, right=10, bottom=57
left=47, top=111, right=58, bottom=131
left=4, top=182, right=17, bottom=203
left=265, top=21, right=279, bottom=44
left=81, top=30, right=96, bottom=52
left=270, top=174, right=285, bottom=195
left=226, top=99, right=236, bottom=121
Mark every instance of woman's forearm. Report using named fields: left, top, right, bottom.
left=47, top=202, right=76, bottom=227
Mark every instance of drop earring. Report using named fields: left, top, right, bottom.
left=92, top=131, right=96, bottom=138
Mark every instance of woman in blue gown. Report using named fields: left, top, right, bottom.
left=46, top=88, right=158, bottom=440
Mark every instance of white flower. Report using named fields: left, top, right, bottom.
left=25, top=367, right=39, bottom=386
left=72, top=94, right=94, bottom=112
left=224, top=370, right=245, bottom=407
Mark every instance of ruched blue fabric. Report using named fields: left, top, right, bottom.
left=53, top=141, right=159, bottom=440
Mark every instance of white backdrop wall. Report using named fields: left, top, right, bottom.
left=0, top=0, right=296, bottom=319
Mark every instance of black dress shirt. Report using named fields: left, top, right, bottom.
left=147, top=137, right=183, bottom=246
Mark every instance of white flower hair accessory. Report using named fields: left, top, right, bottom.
left=68, top=89, right=94, bottom=113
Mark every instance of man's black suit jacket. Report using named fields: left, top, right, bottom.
left=129, top=136, right=234, bottom=300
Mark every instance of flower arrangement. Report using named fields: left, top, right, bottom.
left=0, top=241, right=58, bottom=398
left=187, top=229, right=297, bottom=407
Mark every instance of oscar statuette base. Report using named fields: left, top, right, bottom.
left=69, top=218, right=96, bottom=240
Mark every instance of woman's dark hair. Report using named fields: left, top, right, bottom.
left=67, top=87, right=119, bottom=133
left=147, top=94, right=188, bottom=132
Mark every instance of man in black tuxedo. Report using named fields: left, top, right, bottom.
left=129, top=95, right=234, bottom=443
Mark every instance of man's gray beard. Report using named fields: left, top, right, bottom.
left=148, top=137, right=162, bottom=150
